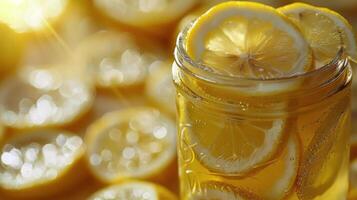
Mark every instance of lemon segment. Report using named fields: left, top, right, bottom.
left=85, top=107, right=176, bottom=183
left=231, top=133, right=299, bottom=199
left=88, top=181, right=178, bottom=200
left=186, top=1, right=311, bottom=79
left=93, top=0, right=198, bottom=27
left=278, top=3, right=357, bottom=67
left=189, top=181, right=262, bottom=200
left=0, top=130, right=86, bottom=198
left=183, top=100, right=287, bottom=175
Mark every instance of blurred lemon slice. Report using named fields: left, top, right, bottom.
left=0, top=0, right=68, bottom=33
left=88, top=181, right=178, bottom=200
left=93, top=0, right=198, bottom=27
left=56, top=0, right=99, bottom=48
left=297, top=97, right=350, bottom=199
left=279, top=3, right=357, bottom=67
left=85, top=107, right=176, bottom=183
left=189, top=181, right=261, bottom=200
left=183, top=100, right=287, bottom=175
left=77, top=31, right=164, bottom=89
left=0, top=65, right=94, bottom=129
left=0, top=130, right=86, bottom=198
left=146, top=61, right=176, bottom=116
left=186, top=1, right=311, bottom=80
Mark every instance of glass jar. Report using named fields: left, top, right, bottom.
left=173, top=24, right=352, bottom=200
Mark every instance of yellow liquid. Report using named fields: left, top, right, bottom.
left=176, top=81, right=350, bottom=199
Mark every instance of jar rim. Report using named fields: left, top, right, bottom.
left=174, top=21, right=349, bottom=86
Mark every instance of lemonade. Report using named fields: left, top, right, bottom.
left=173, top=2, right=353, bottom=199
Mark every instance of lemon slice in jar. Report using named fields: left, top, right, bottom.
left=184, top=1, right=312, bottom=96
left=88, top=181, right=178, bottom=200
left=85, top=107, right=176, bottom=183
left=0, top=130, right=86, bottom=199
left=186, top=2, right=311, bottom=80
left=181, top=98, right=289, bottom=175
left=93, top=0, right=198, bottom=28
left=229, top=134, right=299, bottom=200
left=278, top=3, right=357, bottom=68
left=189, top=181, right=262, bottom=200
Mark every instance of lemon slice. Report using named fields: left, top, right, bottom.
left=56, top=0, right=99, bottom=48
left=189, top=181, right=261, bottom=200
left=186, top=1, right=311, bottom=80
left=0, top=0, right=68, bottom=33
left=146, top=61, right=176, bottom=116
left=221, top=133, right=299, bottom=200
left=85, top=107, right=176, bottom=183
left=278, top=3, right=357, bottom=67
left=93, top=0, right=198, bottom=28
left=297, top=96, right=350, bottom=199
left=77, top=31, right=164, bottom=89
left=0, top=130, right=86, bottom=199
left=0, top=65, right=94, bottom=129
left=181, top=99, right=287, bottom=175
left=88, top=181, right=178, bottom=200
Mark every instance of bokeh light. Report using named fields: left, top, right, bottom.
left=0, top=0, right=68, bottom=33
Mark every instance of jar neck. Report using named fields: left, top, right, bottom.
left=173, top=35, right=351, bottom=117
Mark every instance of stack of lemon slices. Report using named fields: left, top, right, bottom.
left=181, top=1, right=356, bottom=199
